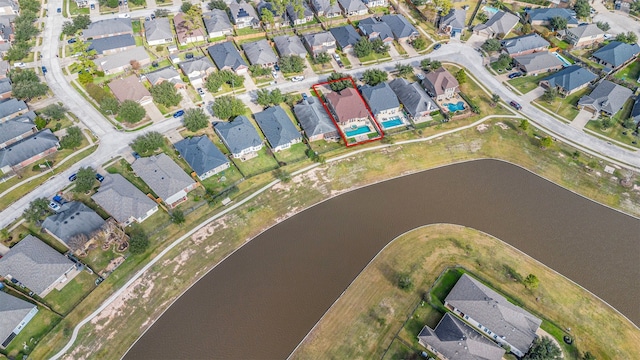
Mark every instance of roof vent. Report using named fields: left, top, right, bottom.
left=70, top=216, right=75, bottom=219
left=63, top=221, right=68, bottom=224
left=76, top=212, right=80, bottom=216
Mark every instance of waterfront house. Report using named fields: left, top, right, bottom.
left=207, top=41, right=249, bottom=74
left=0, top=115, right=36, bottom=149
left=243, top=39, right=278, bottom=67
left=389, top=78, right=437, bottom=123
left=329, top=25, right=361, bottom=53
left=108, top=75, right=153, bottom=105
left=382, top=14, right=418, bottom=42
left=501, top=33, right=549, bottom=57
left=0, top=129, right=59, bottom=174
left=439, top=8, right=466, bottom=38
left=337, top=0, right=368, bottom=16
left=42, top=201, right=106, bottom=250
left=631, top=96, right=640, bottom=128
left=360, top=82, right=401, bottom=121
left=178, top=57, right=216, bottom=87
left=93, top=46, right=151, bottom=75
left=473, top=11, right=519, bottom=39
left=202, top=9, right=233, bottom=39
left=286, top=2, right=314, bottom=26
left=0, top=291, right=38, bottom=349
left=0, top=235, right=76, bottom=297
left=578, top=79, right=633, bottom=117
left=524, top=8, right=578, bottom=27
left=422, top=67, right=459, bottom=101
left=539, top=65, right=597, bottom=96
left=174, top=135, right=230, bottom=180
left=254, top=106, right=302, bottom=152
left=82, top=18, right=133, bottom=40
left=145, top=66, right=186, bottom=89
left=214, top=116, right=263, bottom=160
left=591, top=41, right=640, bottom=70
left=310, top=0, right=342, bottom=18
left=513, top=51, right=564, bottom=75
left=302, top=31, right=337, bottom=57
left=145, top=18, right=174, bottom=46
left=326, top=87, right=370, bottom=125
left=132, top=153, right=198, bottom=208
left=92, top=174, right=159, bottom=225
left=358, top=17, right=394, bottom=44
left=229, top=0, right=259, bottom=29
left=564, top=24, right=605, bottom=48
left=0, top=98, right=27, bottom=122
left=294, top=97, right=339, bottom=142
left=273, top=35, right=308, bottom=58
left=174, top=12, right=206, bottom=46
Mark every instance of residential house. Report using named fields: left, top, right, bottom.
left=0, top=98, right=27, bottom=122
left=564, top=24, right=605, bottom=48
left=501, top=33, right=549, bottom=57
left=445, top=274, right=542, bottom=357
left=362, top=0, right=387, bottom=8
left=42, top=201, right=106, bottom=250
left=243, top=39, right=278, bottom=67
left=337, top=0, right=368, bottom=16
left=286, top=2, right=314, bottom=26
left=254, top=106, right=302, bottom=152
left=325, top=87, right=370, bottom=125
left=630, top=96, right=640, bottom=128
left=330, top=25, right=361, bottom=53
left=145, top=18, right=174, bottom=46
left=0, top=77, right=11, bottom=99
left=540, top=65, right=597, bottom=95
left=0, top=235, right=76, bottom=297
left=310, top=0, right=342, bottom=18
left=423, top=67, right=459, bottom=101
left=81, top=18, right=133, bottom=40
left=273, top=35, right=308, bottom=58
left=174, top=135, right=230, bottom=180
left=229, top=0, right=259, bottom=29
left=0, top=115, right=36, bottom=149
left=418, top=313, right=506, bottom=360
left=92, top=174, right=159, bottom=225
left=513, top=51, right=564, bottom=75
left=591, top=41, right=640, bottom=70
left=202, top=9, right=233, bottom=38
left=578, top=79, right=633, bottom=116
left=88, top=34, right=136, bottom=55
left=214, top=116, right=263, bottom=159
left=302, top=31, right=337, bottom=57
left=93, top=46, right=151, bottom=75
left=257, top=2, right=288, bottom=29
left=0, top=16, right=14, bottom=44
left=174, top=12, right=206, bottom=46
left=0, top=0, right=19, bottom=15
left=360, top=82, right=401, bottom=121
left=524, top=8, right=578, bottom=27
left=131, top=153, right=198, bottom=208
left=207, top=41, right=249, bottom=74
left=389, top=78, right=437, bottom=122
left=0, top=60, right=10, bottom=79
left=358, top=17, right=394, bottom=44
left=0, top=129, right=58, bottom=174
left=473, top=10, right=519, bottom=39
left=0, top=292, right=38, bottom=349
left=74, top=0, right=88, bottom=8
left=178, top=57, right=215, bottom=87
left=382, top=14, right=419, bottom=42
left=439, top=8, right=466, bottom=38
left=145, top=66, right=186, bottom=89
left=108, top=75, right=153, bottom=105
left=294, top=97, right=339, bottom=141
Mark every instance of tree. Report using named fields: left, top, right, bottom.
left=273, top=168, right=291, bottom=182
left=270, top=88, right=284, bottom=104
left=183, top=108, right=209, bottom=131
left=397, top=272, right=413, bottom=291
left=429, top=60, right=442, bottom=70
left=171, top=209, right=186, bottom=224
left=181, top=1, right=192, bottom=12
left=119, top=100, right=146, bottom=123
left=74, top=166, right=96, bottom=193
left=261, top=8, right=274, bottom=26
left=128, top=225, right=149, bottom=255
left=9, top=69, right=49, bottom=100
left=62, top=21, right=77, bottom=36
left=455, top=69, right=467, bottom=84
left=550, top=16, right=568, bottom=31
left=150, top=82, right=182, bottom=107
left=522, top=22, right=532, bottom=34
left=434, top=0, right=452, bottom=14
left=34, top=116, right=46, bottom=130
left=600, top=116, right=612, bottom=130
left=256, top=89, right=272, bottom=107
left=60, top=126, right=83, bottom=149
left=249, top=64, right=271, bottom=77
left=539, top=137, right=553, bottom=149
left=523, top=273, right=540, bottom=289
left=371, top=38, right=389, bottom=54
left=476, top=12, right=488, bottom=23
left=519, top=119, right=529, bottom=131
left=622, top=117, right=636, bottom=129
left=73, top=14, right=91, bottom=31
left=542, top=88, right=558, bottom=103
left=482, top=38, right=501, bottom=52
left=396, top=63, right=414, bottom=78
left=354, top=37, right=373, bottom=58
left=100, top=97, right=120, bottom=115
left=212, top=95, right=247, bottom=120
left=208, top=0, right=227, bottom=10
left=491, top=93, right=500, bottom=105
left=23, top=197, right=49, bottom=223
left=315, top=52, right=331, bottom=65
left=574, top=0, right=590, bottom=18
left=130, top=132, right=165, bottom=155
left=362, top=69, right=388, bottom=85
left=596, top=21, right=610, bottom=31
left=412, top=37, right=427, bottom=50
left=327, top=72, right=353, bottom=91
left=420, top=58, right=432, bottom=70
left=279, top=55, right=305, bottom=73
left=616, top=31, right=638, bottom=44
left=494, top=53, right=512, bottom=69
left=41, top=104, right=67, bottom=120
left=524, top=336, right=561, bottom=359
left=154, top=8, right=170, bottom=17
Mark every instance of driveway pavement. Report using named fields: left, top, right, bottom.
left=571, top=109, right=595, bottom=129
left=520, top=86, right=545, bottom=103
left=143, top=102, right=165, bottom=122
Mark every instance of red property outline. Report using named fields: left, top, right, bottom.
left=311, top=77, right=385, bottom=147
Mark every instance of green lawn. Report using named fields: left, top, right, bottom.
left=68, top=0, right=89, bottom=15
left=309, top=139, right=343, bottom=154
left=429, top=267, right=464, bottom=309
left=199, top=164, right=244, bottom=195
left=536, top=88, right=590, bottom=121
left=235, top=27, right=263, bottom=36
left=584, top=99, right=640, bottom=148
left=2, top=305, right=61, bottom=359
left=614, top=60, right=640, bottom=84
left=233, top=148, right=279, bottom=177
left=132, top=19, right=142, bottom=34
left=549, top=37, right=570, bottom=50
left=273, top=142, right=309, bottom=164
left=358, top=51, right=391, bottom=64
left=43, top=271, right=97, bottom=315
left=507, top=72, right=551, bottom=94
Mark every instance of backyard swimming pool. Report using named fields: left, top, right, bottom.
left=552, top=52, right=572, bottom=67
left=444, top=101, right=465, bottom=112
left=381, top=117, right=404, bottom=129
left=482, top=6, right=499, bottom=15
left=345, top=125, right=371, bottom=137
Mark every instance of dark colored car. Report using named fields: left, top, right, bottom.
left=433, top=43, right=442, bottom=50
left=67, top=38, right=77, bottom=44
left=41, top=66, right=47, bottom=74
left=69, top=173, right=77, bottom=181
left=57, top=7, right=61, bottom=13
left=150, top=13, right=156, bottom=19
left=132, top=152, right=141, bottom=159
left=274, top=64, right=280, bottom=71
left=508, top=72, right=522, bottom=79
left=173, top=110, right=185, bottom=118
left=90, top=3, right=95, bottom=9
left=185, top=52, right=194, bottom=59
left=510, top=101, right=522, bottom=110
left=301, top=93, right=308, bottom=101
left=95, top=173, right=105, bottom=182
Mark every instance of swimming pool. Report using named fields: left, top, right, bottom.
left=381, top=117, right=404, bottom=129
left=552, top=52, right=572, bottom=67
left=482, top=6, right=499, bottom=15
left=345, top=125, right=371, bottom=137
left=444, top=101, right=465, bottom=112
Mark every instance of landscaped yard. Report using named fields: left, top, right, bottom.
left=549, top=37, right=570, bottom=50
left=309, top=139, right=344, bottom=154
left=536, top=88, right=590, bottom=121
left=614, top=60, right=640, bottom=84
left=199, top=164, right=244, bottom=195
left=273, top=142, right=310, bottom=164
left=507, top=72, right=551, bottom=94
left=584, top=98, right=640, bottom=148
left=3, top=306, right=61, bottom=359
left=44, top=271, right=98, bottom=315
left=233, top=148, right=279, bottom=177
left=358, top=51, right=391, bottom=64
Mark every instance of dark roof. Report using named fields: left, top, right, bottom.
left=418, top=313, right=505, bottom=360
left=207, top=41, right=248, bottom=71
left=358, top=17, right=394, bottom=41
left=542, top=65, right=597, bottom=92
left=202, top=9, right=232, bottom=34
left=338, top=0, right=367, bottom=13
left=513, top=51, right=564, bottom=73
left=311, top=0, right=342, bottom=15
left=214, top=116, right=263, bottom=155
left=381, top=14, right=418, bottom=39
left=88, top=34, right=135, bottom=54
left=273, top=35, right=307, bottom=57
left=631, top=96, right=640, bottom=123
left=174, top=135, right=229, bottom=177
left=445, top=274, right=542, bottom=353
left=501, top=33, right=549, bottom=55
left=0, top=291, right=37, bottom=347
left=0, top=129, right=58, bottom=169
left=294, top=97, right=338, bottom=138
left=0, top=98, right=27, bottom=119
left=42, top=201, right=106, bottom=246
left=131, top=153, right=197, bottom=200
left=254, top=106, right=302, bottom=149
left=525, top=8, right=578, bottom=24
left=360, top=82, right=400, bottom=115
left=578, top=79, right=632, bottom=115
left=388, top=78, right=438, bottom=117
left=0, top=77, right=11, bottom=94
left=242, top=39, right=278, bottom=65
left=83, top=18, right=132, bottom=38
left=0, top=235, right=75, bottom=295
left=0, top=117, right=36, bottom=146
left=91, top=174, right=158, bottom=224
left=591, top=41, right=640, bottom=68
left=329, top=25, right=361, bottom=50
left=228, top=0, right=258, bottom=24
left=286, top=2, right=313, bottom=21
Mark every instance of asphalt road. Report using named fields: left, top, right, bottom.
left=592, top=1, right=640, bottom=38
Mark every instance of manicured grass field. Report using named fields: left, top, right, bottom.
left=507, top=72, right=550, bottom=94
left=233, top=148, right=279, bottom=177
left=3, top=306, right=61, bottom=359
left=536, top=88, right=590, bottom=121
left=274, top=142, right=310, bottom=164
left=44, top=271, right=98, bottom=315
left=614, top=60, right=640, bottom=84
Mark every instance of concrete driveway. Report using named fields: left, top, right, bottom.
left=571, top=109, right=595, bottom=129
left=143, top=102, right=164, bottom=122
left=521, top=86, right=546, bottom=103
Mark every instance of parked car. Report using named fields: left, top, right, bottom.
left=145, top=17, right=150, bottom=21
left=301, top=93, right=308, bottom=101
left=337, top=60, right=344, bottom=68
left=173, top=110, right=185, bottom=118
left=416, top=73, right=425, bottom=80
left=95, top=173, right=105, bottom=182
left=67, top=38, right=77, bottom=44
left=90, top=3, right=95, bottom=9
left=69, top=173, right=77, bottom=181
left=150, top=13, right=156, bottom=19
left=132, top=152, right=141, bottom=159
left=272, top=70, right=278, bottom=79
left=48, top=201, right=61, bottom=212
left=509, top=100, right=522, bottom=110
left=332, top=53, right=340, bottom=61
left=197, top=88, right=205, bottom=96
left=508, top=72, right=522, bottom=79
left=185, top=52, right=194, bottom=59
left=56, top=7, right=61, bottom=12
left=41, top=66, right=47, bottom=74
left=433, top=43, right=442, bottom=50
left=274, top=64, right=280, bottom=71
left=14, top=62, right=26, bottom=68
left=291, top=75, right=304, bottom=82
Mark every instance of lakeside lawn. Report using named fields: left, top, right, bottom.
left=507, top=72, right=549, bottom=94
left=273, top=143, right=310, bottom=164
left=535, top=88, right=590, bottom=121
left=584, top=98, right=640, bottom=149
left=44, top=271, right=98, bottom=315
left=3, top=306, right=61, bottom=359
left=233, top=148, right=279, bottom=177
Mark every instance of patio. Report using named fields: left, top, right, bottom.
left=436, top=94, right=469, bottom=116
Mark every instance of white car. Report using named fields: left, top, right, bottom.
left=416, top=73, right=425, bottom=80
left=14, top=62, right=26, bottom=68
left=48, top=201, right=61, bottom=212
left=272, top=70, right=278, bottom=79
left=291, top=76, right=305, bottom=82
left=332, top=53, right=340, bottom=61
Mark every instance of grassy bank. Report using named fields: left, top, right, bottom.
left=292, top=225, right=640, bottom=360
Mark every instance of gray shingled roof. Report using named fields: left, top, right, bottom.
left=254, top=106, right=301, bottom=149
left=91, top=174, right=158, bottom=224
left=0, top=291, right=37, bottom=348
left=214, top=116, right=262, bottom=155
left=94, top=46, right=150, bottom=72
left=82, top=18, right=132, bottom=39
left=0, top=16, right=14, bottom=43
left=0, top=235, right=75, bottom=295
left=474, top=11, right=519, bottom=37
left=0, top=77, right=11, bottom=94
left=542, top=65, right=597, bottom=92
left=0, top=117, right=36, bottom=146
left=178, top=57, right=214, bottom=76
left=207, top=41, right=248, bottom=72
left=145, top=66, right=184, bottom=86
left=513, top=51, right=564, bottom=73
left=311, top=0, right=342, bottom=15
left=145, top=18, right=173, bottom=43
left=329, top=25, right=361, bottom=50
left=525, top=8, right=578, bottom=25
left=501, top=33, right=549, bottom=55
left=294, top=97, right=338, bottom=139
left=0, top=98, right=27, bottom=119
left=273, top=35, right=307, bottom=57
left=202, top=9, right=232, bottom=35
left=303, top=31, right=337, bottom=47
left=131, top=153, right=196, bottom=201
left=88, top=34, right=135, bottom=54
left=440, top=9, right=467, bottom=30
left=338, top=0, right=367, bottom=13
left=578, top=79, right=633, bottom=115
left=418, top=313, right=506, bottom=360
left=174, top=135, right=229, bottom=177
left=242, top=39, right=278, bottom=66
left=381, top=14, right=418, bottom=39
left=592, top=41, right=640, bottom=68
left=358, top=17, right=394, bottom=41
left=445, top=274, right=542, bottom=353
left=360, top=82, right=400, bottom=116
left=0, top=129, right=58, bottom=169
left=389, top=78, right=437, bottom=118
left=567, top=23, right=604, bottom=40
left=631, top=96, right=640, bottom=124
left=42, top=201, right=106, bottom=246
